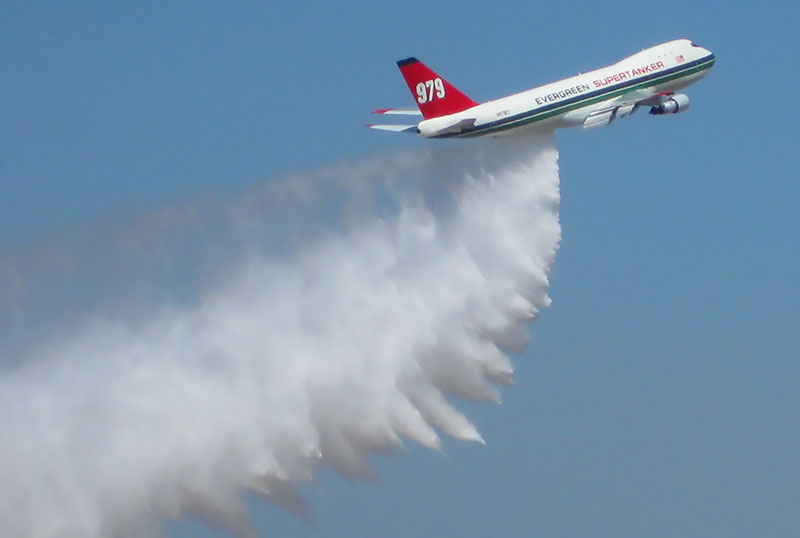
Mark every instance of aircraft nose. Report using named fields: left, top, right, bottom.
left=690, top=41, right=714, bottom=61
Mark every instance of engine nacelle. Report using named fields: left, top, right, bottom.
left=649, top=93, right=691, bottom=115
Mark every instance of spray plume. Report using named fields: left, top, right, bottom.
left=0, top=134, right=561, bottom=536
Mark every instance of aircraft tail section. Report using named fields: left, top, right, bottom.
left=397, top=57, right=478, bottom=119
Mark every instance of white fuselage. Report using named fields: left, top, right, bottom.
left=419, top=39, right=715, bottom=138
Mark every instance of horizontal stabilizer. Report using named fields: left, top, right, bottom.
left=366, top=124, right=418, bottom=134
left=372, top=108, right=422, bottom=116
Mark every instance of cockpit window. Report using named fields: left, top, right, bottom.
left=690, top=42, right=702, bottom=47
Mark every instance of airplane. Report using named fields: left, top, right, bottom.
left=368, top=39, right=715, bottom=138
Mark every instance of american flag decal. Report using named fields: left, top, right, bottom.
left=676, top=54, right=686, bottom=63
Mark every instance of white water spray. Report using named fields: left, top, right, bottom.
left=0, top=134, right=560, bottom=537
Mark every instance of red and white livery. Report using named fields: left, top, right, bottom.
left=369, top=39, right=715, bottom=138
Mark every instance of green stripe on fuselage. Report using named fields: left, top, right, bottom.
left=451, top=57, right=716, bottom=138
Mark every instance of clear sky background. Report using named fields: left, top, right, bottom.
left=1, top=1, right=798, bottom=537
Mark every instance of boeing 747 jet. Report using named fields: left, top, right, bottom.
left=369, top=39, right=715, bottom=138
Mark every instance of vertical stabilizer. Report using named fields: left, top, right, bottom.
left=396, top=58, right=478, bottom=119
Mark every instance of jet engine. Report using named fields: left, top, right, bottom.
left=649, top=93, right=690, bottom=115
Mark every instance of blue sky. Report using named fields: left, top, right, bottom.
left=1, top=1, right=798, bottom=537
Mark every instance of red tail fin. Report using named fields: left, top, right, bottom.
left=396, top=57, right=478, bottom=119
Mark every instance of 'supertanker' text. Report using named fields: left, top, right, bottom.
left=592, top=61, right=665, bottom=88
left=534, top=61, right=667, bottom=107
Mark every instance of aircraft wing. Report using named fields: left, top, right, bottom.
left=582, top=91, right=675, bottom=129
left=371, top=108, right=423, bottom=116
left=583, top=104, right=636, bottom=129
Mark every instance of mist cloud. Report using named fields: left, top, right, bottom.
left=0, top=135, right=560, bottom=536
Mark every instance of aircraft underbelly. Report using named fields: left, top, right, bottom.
left=656, top=69, right=709, bottom=93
